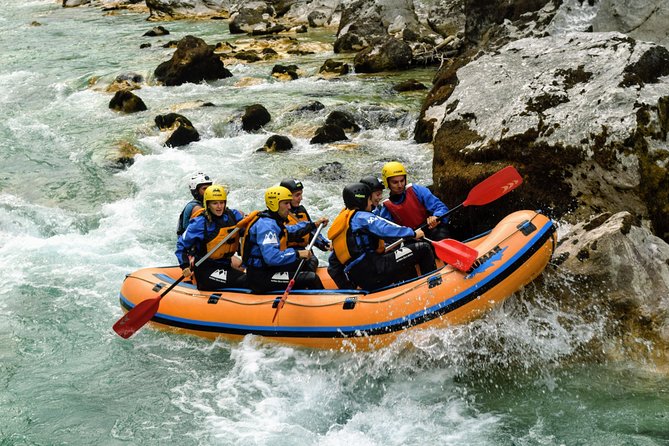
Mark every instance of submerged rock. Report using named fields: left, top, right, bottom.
left=310, top=124, right=348, bottom=144
left=393, top=78, right=427, bottom=92
left=312, top=161, right=345, bottom=181
left=154, top=113, right=200, bottom=147
left=257, top=135, right=293, bottom=152
left=108, top=90, right=147, bottom=113
left=154, top=35, right=232, bottom=86
left=242, top=104, right=271, bottom=132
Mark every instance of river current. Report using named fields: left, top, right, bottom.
left=1, top=2, right=668, bottom=445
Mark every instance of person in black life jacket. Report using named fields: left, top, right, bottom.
left=377, top=161, right=450, bottom=241
left=280, top=178, right=331, bottom=272
left=327, top=182, right=437, bottom=290
left=241, top=186, right=328, bottom=293
left=176, top=172, right=213, bottom=236
left=175, top=184, right=247, bottom=290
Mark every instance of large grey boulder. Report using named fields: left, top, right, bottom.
left=229, top=2, right=274, bottom=34
left=554, top=211, right=669, bottom=344
left=420, top=32, right=669, bottom=241
left=283, top=0, right=341, bottom=27
left=334, top=0, right=443, bottom=56
left=353, top=37, right=413, bottom=72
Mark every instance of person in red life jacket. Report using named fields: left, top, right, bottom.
left=176, top=172, right=213, bottom=236
left=176, top=185, right=246, bottom=289
left=377, top=161, right=450, bottom=241
left=280, top=178, right=331, bottom=272
left=327, top=182, right=437, bottom=290
left=360, top=175, right=384, bottom=213
left=241, top=186, right=327, bottom=293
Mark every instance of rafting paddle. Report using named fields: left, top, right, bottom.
left=424, top=237, right=477, bottom=272
left=112, top=210, right=259, bottom=339
left=272, top=222, right=325, bottom=323
left=418, top=165, right=523, bottom=231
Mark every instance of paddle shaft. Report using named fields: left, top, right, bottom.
left=154, top=225, right=244, bottom=303
left=113, top=211, right=258, bottom=338
left=172, top=221, right=250, bottom=293
left=272, top=223, right=325, bottom=322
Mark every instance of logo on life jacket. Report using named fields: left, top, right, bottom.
left=263, top=232, right=278, bottom=245
left=271, top=271, right=290, bottom=282
left=210, top=269, right=228, bottom=282
left=394, top=247, right=412, bottom=261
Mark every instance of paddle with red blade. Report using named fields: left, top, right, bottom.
left=424, top=237, right=478, bottom=272
left=419, top=165, right=523, bottom=230
left=272, top=222, right=325, bottom=323
left=113, top=210, right=258, bottom=339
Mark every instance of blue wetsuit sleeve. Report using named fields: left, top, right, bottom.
left=230, top=208, right=244, bottom=224
left=286, top=220, right=314, bottom=234
left=354, top=212, right=414, bottom=239
left=254, top=220, right=299, bottom=266
left=181, top=201, right=200, bottom=229
left=314, top=232, right=331, bottom=251
left=413, top=185, right=449, bottom=220
left=175, top=216, right=205, bottom=267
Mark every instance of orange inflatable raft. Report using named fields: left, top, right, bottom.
left=118, top=210, right=556, bottom=350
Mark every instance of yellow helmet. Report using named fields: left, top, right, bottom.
left=265, top=186, right=292, bottom=212
left=381, top=161, right=408, bottom=188
left=203, top=184, right=228, bottom=210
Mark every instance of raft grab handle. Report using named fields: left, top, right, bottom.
left=343, top=297, right=357, bottom=310
left=517, top=220, right=537, bottom=236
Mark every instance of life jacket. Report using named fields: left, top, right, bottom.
left=286, top=205, right=310, bottom=248
left=201, top=208, right=241, bottom=260
left=328, top=208, right=384, bottom=265
left=241, top=211, right=288, bottom=268
left=382, top=185, right=429, bottom=229
left=176, top=199, right=202, bottom=235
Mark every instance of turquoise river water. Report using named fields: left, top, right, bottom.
left=1, top=2, right=668, bottom=445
